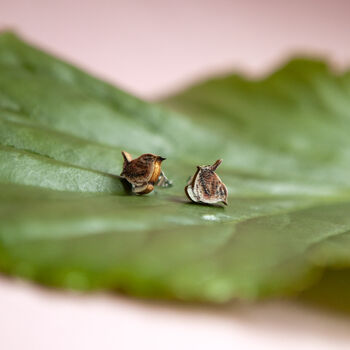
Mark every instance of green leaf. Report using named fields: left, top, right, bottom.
left=1, top=32, right=350, bottom=303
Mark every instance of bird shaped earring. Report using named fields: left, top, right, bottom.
left=120, top=151, right=172, bottom=194
left=185, top=159, right=228, bottom=205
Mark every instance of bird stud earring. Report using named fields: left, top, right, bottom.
left=185, top=159, right=228, bottom=205
left=120, top=151, right=172, bottom=194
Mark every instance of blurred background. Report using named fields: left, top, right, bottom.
left=2, top=0, right=350, bottom=98
left=1, top=0, right=350, bottom=349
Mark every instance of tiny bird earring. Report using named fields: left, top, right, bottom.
left=185, top=159, right=228, bottom=205
left=120, top=151, right=172, bottom=195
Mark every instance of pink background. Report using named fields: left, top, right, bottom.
left=2, top=0, right=350, bottom=98
left=1, top=0, right=350, bottom=349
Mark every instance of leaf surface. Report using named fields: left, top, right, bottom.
left=1, top=32, right=350, bottom=302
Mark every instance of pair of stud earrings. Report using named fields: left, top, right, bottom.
left=120, top=151, right=228, bottom=206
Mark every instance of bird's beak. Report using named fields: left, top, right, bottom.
left=158, top=156, right=166, bottom=162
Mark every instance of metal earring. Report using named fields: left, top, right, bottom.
left=185, top=159, right=228, bottom=205
left=120, top=151, right=172, bottom=194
